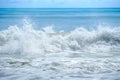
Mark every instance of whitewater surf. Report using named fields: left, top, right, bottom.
left=0, top=20, right=120, bottom=80
left=0, top=8, right=120, bottom=80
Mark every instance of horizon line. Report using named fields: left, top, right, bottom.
left=0, top=7, right=120, bottom=9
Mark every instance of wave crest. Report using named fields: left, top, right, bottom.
left=0, top=21, right=120, bottom=56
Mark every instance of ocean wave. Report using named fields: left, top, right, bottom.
left=0, top=20, right=120, bottom=56
left=0, top=19, right=120, bottom=80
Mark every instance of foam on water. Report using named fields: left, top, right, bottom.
left=0, top=20, right=120, bottom=56
left=0, top=20, right=120, bottom=80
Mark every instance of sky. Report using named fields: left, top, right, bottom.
left=0, top=0, right=120, bottom=8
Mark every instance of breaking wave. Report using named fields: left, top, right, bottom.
left=0, top=20, right=120, bottom=57
left=0, top=19, right=120, bottom=80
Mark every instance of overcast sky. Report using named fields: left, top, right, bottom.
left=0, top=0, right=120, bottom=8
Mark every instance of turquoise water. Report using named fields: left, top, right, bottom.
left=0, top=8, right=120, bottom=31
left=0, top=8, right=120, bottom=80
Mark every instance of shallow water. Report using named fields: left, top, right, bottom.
left=0, top=54, right=120, bottom=80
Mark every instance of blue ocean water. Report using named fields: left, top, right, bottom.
left=0, top=8, right=120, bottom=80
left=0, top=8, right=120, bottom=31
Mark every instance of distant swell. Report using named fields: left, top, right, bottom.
left=0, top=20, right=120, bottom=57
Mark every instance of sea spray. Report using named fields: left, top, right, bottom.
left=0, top=20, right=120, bottom=57
left=0, top=8, right=120, bottom=80
left=0, top=20, right=120, bottom=80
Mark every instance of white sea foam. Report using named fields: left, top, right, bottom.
left=0, top=20, right=120, bottom=80
left=0, top=20, right=120, bottom=56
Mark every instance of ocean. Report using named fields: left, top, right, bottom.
left=0, top=8, right=120, bottom=80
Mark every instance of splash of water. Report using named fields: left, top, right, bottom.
left=0, top=20, right=120, bottom=57
left=0, top=19, right=120, bottom=80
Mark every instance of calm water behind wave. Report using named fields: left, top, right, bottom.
left=0, top=8, right=120, bottom=31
